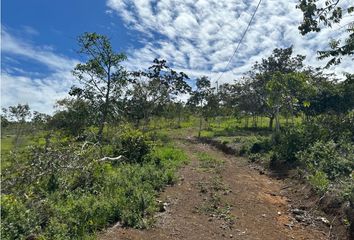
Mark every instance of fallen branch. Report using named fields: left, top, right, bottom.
left=97, top=155, right=129, bottom=163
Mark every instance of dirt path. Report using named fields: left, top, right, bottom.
left=100, top=138, right=330, bottom=240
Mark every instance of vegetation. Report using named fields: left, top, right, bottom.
left=1, top=128, right=187, bottom=239
left=1, top=7, right=353, bottom=237
left=297, top=0, right=354, bottom=66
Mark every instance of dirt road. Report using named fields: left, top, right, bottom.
left=100, top=138, right=330, bottom=240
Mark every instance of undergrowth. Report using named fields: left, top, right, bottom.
left=1, top=128, right=188, bottom=240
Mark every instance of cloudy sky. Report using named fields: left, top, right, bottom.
left=1, top=0, right=353, bottom=114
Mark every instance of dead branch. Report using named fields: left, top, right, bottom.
left=97, top=155, right=128, bottom=162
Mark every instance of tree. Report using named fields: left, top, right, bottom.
left=188, top=76, right=214, bottom=137
left=124, top=80, right=151, bottom=128
left=301, top=72, right=354, bottom=115
left=3, top=104, right=31, bottom=147
left=218, top=83, right=239, bottom=117
left=32, top=111, right=50, bottom=129
left=129, top=59, right=191, bottom=129
left=247, top=47, right=306, bottom=129
left=6, top=104, right=31, bottom=123
left=297, top=0, right=354, bottom=66
left=48, top=98, right=94, bottom=136
left=266, top=72, right=313, bottom=131
left=71, top=32, right=128, bottom=141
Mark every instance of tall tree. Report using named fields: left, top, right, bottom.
left=266, top=72, right=313, bottom=131
left=297, top=0, right=354, bottom=66
left=129, top=59, right=191, bottom=129
left=71, top=32, right=128, bottom=141
left=188, top=76, right=214, bottom=137
left=247, top=47, right=306, bottom=129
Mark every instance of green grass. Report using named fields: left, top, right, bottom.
left=196, top=152, right=224, bottom=171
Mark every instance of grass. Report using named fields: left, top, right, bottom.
left=196, top=152, right=224, bottom=172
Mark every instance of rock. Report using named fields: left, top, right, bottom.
left=277, top=211, right=282, bottom=216
left=230, top=234, right=233, bottom=238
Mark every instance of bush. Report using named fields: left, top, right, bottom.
left=1, top=195, right=39, bottom=240
left=272, top=126, right=306, bottom=164
left=308, top=171, right=330, bottom=194
left=112, top=128, right=151, bottom=164
left=235, top=135, right=271, bottom=156
left=297, top=140, right=353, bottom=180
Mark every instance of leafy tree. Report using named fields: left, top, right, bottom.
left=124, top=80, right=151, bottom=128
left=71, top=32, right=128, bottom=141
left=266, top=72, right=313, bottom=131
left=3, top=104, right=31, bottom=147
left=247, top=47, right=306, bottom=129
left=218, top=83, right=240, bottom=117
left=6, top=104, right=31, bottom=123
left=188, top=76, right=214, bottom=137
left=299, top=70, right=353, bottom=116
left=129, top=59, right=191, bottom=129
left=297, top=0, right=354, bottom=66
left=48, top=98, right=95, bottom=136
left=31, top=111, right=50, bottom=129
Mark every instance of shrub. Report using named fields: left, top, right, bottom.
left=112, top=128, right=151, bottom=164
left=297, top=140, right=353, bottom=180
left=308, top=171, right=330, bottom=194
left=1, top=195, right=39, bottom=240
left=272, top=126, right=306, bottom=164
left=235, top=135, right=271, bottom=156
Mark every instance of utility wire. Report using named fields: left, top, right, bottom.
left=214, top=0, right=262, bottom=85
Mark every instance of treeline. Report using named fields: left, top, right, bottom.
left=3, top=36, right=352, bottom=139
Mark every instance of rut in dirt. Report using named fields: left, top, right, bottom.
left=100, top=138, right=331, bottom=240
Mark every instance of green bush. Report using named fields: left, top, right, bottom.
left=297, top=140, right=353, bottom=180
left=308, top=171, right=330, bottom=194
left=1, top=195, right=39, bottom=240
left=272, top=126, right=306, bottom=163
left=113, top=128, right=151, bottom=164
left=235, top=135, right=271, bottom=156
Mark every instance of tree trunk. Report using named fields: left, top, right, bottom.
left=98, top=68, right=111, bottom=142
left=177, top=110, right=181, bottom=128
left=198, top=115, right=202, bottom=138
left=275, top=107, right=280, bottom=132
left=269, top=116, right=274, bottom=130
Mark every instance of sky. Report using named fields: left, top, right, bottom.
left=1, top=0, right=353, bottom=114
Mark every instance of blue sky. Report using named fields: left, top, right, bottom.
left=1, top=0, right=353, bottom=114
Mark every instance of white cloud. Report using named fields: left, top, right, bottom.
left=2, top=29, right=77, bottom=71
left=1, top=28, right=78, bottom=114
left=107, top=0, right=353, bottom=85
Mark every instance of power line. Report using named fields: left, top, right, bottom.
left=214, top=0, right=262, bottom=85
